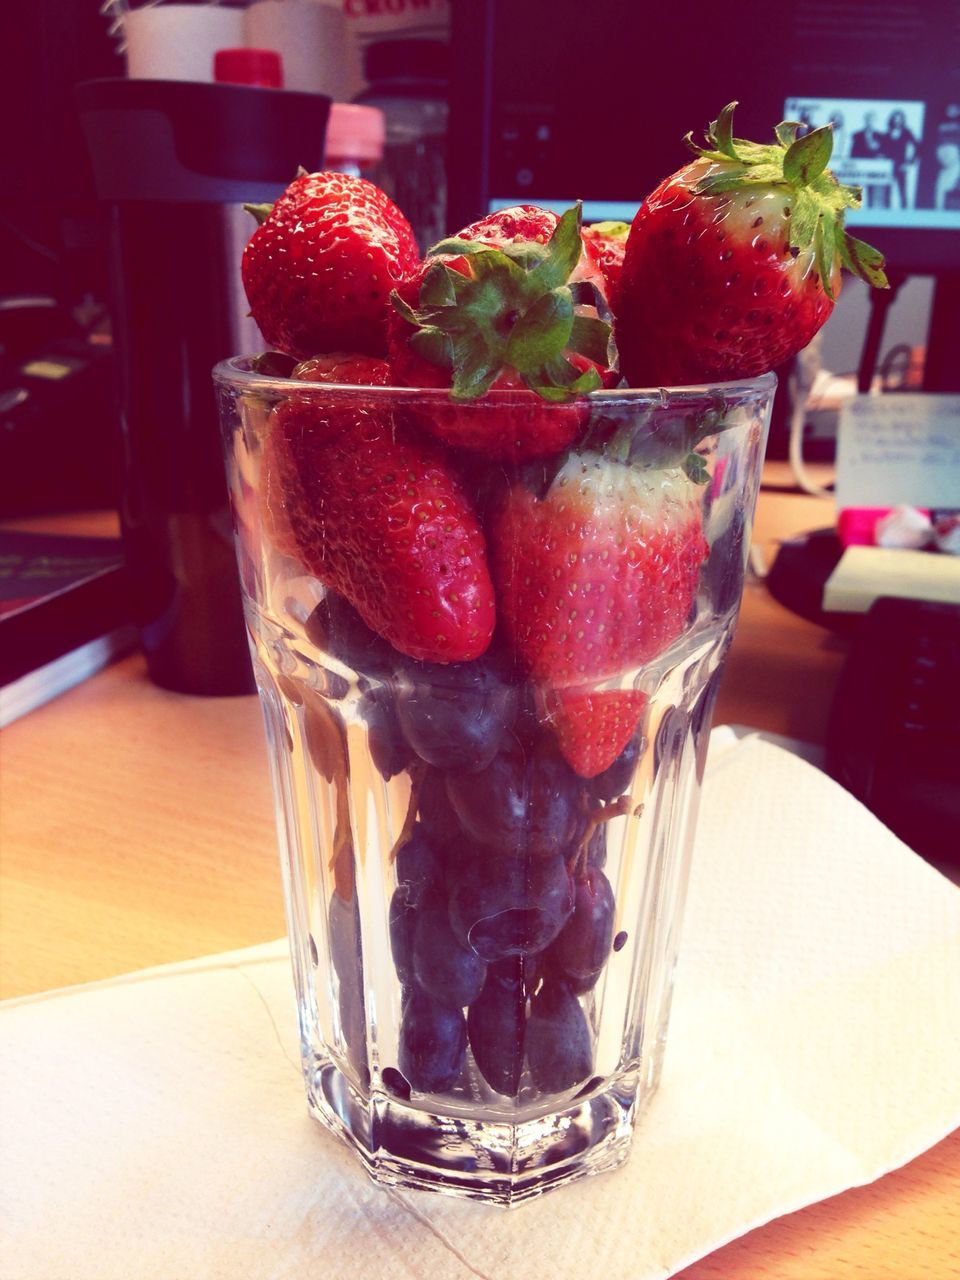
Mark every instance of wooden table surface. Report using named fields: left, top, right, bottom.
left=2, top=468, right=958, bottom=1277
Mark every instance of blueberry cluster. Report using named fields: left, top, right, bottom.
left=312, top=593, right=639, bottom=1101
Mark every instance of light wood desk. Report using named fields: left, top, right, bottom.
left=2, top=468, right=957, bottom=1277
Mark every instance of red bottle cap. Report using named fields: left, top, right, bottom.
left=213, top=48, right=284, bottom=90
left=325, top=104, right=385, bottom=165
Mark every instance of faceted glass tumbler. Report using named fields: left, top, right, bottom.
left=215, top=359, right=774, bottom=1204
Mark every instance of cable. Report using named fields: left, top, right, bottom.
left=787, top=333, right=835, bottom=499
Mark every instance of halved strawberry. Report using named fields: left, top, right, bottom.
left=615, top=103, right=888, bottom=387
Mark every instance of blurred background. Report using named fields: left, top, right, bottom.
left=3, top=0, right=958, bottom=520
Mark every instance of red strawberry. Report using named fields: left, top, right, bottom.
left=441, top=204, right=559, bottom=251
left=293, top=352, right=392, bottom=386
left=581, top=221, right=630, bottom=310
left=615, top=103, right=888, bottom=386
left=545, top=688, right=648, bottom=779
left=260, top=363, right=495, bottom=664
left=387, top=206, right=613, bottom=461
left=242, top=171, right=419, bottom=361
left=489, top=450, right=707, bottom=773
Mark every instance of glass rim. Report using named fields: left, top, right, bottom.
left=212, top=355, right=777, bottom=403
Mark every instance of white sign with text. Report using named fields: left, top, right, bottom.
left=834, top=394, right=960, bottom=510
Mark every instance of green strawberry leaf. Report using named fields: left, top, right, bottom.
left=467, top=246, right=528, bottom=290
left=775, top=120, right=802, bottom=148
left=419, top=262, right=461, bottom=308
left=788, top=188, right=821, bottom=254
left=505, top=288, right=574, bottom=371
left=840, top=231, right=890, bottom=287
left=390, top=290, right=421, bottom=326
left=450, top=342, right=501, bottom=400
left=428, top=235, right=551, bottom=271
left=570, top=313, right=612, bottom=366
left=529, top=361, right=602, bottom=401
left=683, top=451, right=710, bottom=485
left=783, top=125, right=834, bottom=186
left=409, top=326, right=454, bottom=370
left=528, top=203, right=583, bottom=294
left=243, top=202, right=274, bottom=227
left=710, top=102, right=741, bottom=161
left=813, top=215, right=838, bottom=301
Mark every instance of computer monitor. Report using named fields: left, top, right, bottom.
left=448, top=0, right=960, bottom=275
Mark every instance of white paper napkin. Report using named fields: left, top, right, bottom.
left=3, top=735, right=959, bottom=1280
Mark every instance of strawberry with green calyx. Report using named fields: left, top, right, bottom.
left=260, top=358, right=496, bottom=665
left=615, top=102, right=889, bottom=388
left=387, top=205, right=613, bottom=461
left=242, top=171, right=419, bottom=361
left=489, top=445, right=708, bottom=776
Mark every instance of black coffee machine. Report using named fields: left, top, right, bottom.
left=79, top=78, right=329, bottom=694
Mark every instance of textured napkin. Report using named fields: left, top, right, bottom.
left=3, top=735, right=959, bottom=1280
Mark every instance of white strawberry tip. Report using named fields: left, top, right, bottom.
left=682, top=101, right=889, bottom=302
left=390, top=203, right=612, bottom=402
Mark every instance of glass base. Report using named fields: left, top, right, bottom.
left=305, top=1056, right=654, bottom=1204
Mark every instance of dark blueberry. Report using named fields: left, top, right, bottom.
left=251, top=350, right=298, bottom=377
left=613, top=930, right=628, bottom=952
left=417, top=768, right=464, bottom=860
left=389, top=885, right=417, bottom=987
left=448, top=851, right=574, bottom=961
left=381, top=1066, right=411, bottom=1100
left=585, top=825, right=608, bottom=869
left=395, top=659, right=518, bottom=773
left=398, top=988, right=467, bottom=1093
left=413, top=893, right=487, bottom=1009
left=545, top=867, right=616, bottom=994
left=360, top=685, right=414, bottom=780
left=394, top=826, right=442, bottom=902
left=305, top=593, right=398, bottom=678
left=467, top=970, right=526, bottom=1096
left=574, top=1075, right=605, bottom=1100
left=589, top=729, right=643, bottom=801
left=526, top=984, right=593, bottom=1094
left=338, top=980, right=369, bottom=1085
left=445, top=740, right=582, bottom=859
left=487, top=953, right=542, bottom=999
left=328, top=891, right=361, bottom=983
left=328, top=892, right=368, bottom=1083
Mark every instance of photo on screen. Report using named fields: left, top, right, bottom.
left=783, top=97, right=960, bottom=231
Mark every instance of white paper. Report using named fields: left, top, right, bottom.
left=823, top=544, right=960, bottom=612
left=835, top=393, right=960, bottom=511
left=2, top=737, right=959, bottom=1280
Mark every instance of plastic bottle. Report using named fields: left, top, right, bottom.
left=324, top=104, right=386, bottom=180
left=354, top=39, right=448, bottom=250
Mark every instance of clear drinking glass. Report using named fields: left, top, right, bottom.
left=215, top=359, right=774, bottom=1204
